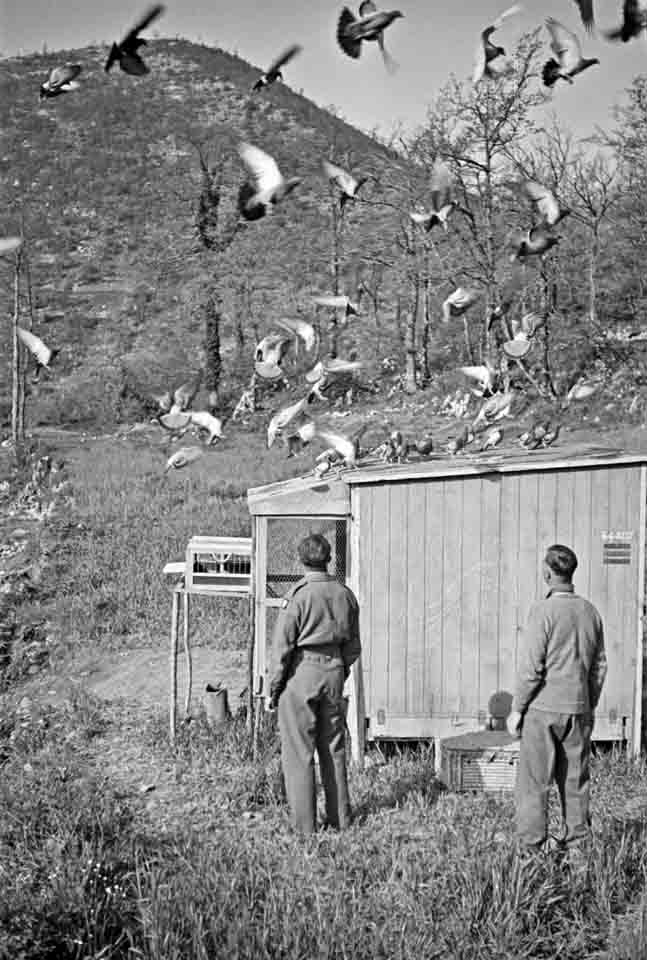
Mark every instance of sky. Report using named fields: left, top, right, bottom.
left=2, top=0, right=646, bottom=141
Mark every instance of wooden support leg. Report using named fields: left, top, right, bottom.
left=170, top=588, right=180, bottom=745
left=346, top=658, right=366, bottom=770
left=183, top=591, right=192, bottom=719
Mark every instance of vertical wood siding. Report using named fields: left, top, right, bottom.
left=357, top=465, right=642, bottom=729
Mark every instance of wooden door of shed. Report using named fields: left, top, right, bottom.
left=353, top=462, right=645, bottom=749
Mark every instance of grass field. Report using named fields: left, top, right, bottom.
left=2, top=428, right=647, bottom=959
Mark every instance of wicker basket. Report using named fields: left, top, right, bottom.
left=440, top=730, right=520, bottom=793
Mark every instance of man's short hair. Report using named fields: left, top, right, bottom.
left=545, top=544, right=578, bottom=580
left=298, top=533, right=331, bottom=569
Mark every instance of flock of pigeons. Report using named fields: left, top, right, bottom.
left=7, top=0, right=625, bottom=474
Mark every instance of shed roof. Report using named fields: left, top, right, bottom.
left=246, top=440, right=647, bottom=516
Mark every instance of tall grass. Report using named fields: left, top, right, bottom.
left=2, top=692, right=647, bottom=960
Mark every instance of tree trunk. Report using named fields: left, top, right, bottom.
left=420, top=276, right=432, bottom=386
left=404, top=273, right=421, bottom=394
left=11, top=252, right=23, bottom=451
left=588, top=228, right=599, bottom=326
left=204, top=287, right=222, bottom=400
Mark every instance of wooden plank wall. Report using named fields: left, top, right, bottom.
left=358, top=465, right=643, bottom=735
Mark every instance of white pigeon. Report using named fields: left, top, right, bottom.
left=267, top=396, right=310, bottom=448
left=255, top=360, right=286, bottom=381
left=542, top=17, right=599, bottom=86
left=276, top=317, right=316, bottom=352
left=16, top=326, right=59, bottom=375
left=39, top=64, right=82, bottom=100
left=473, top=4, right=523, bottom=84
left=567, top=379, right=598, bottom=402
left=237, top=143, right=301, bottom=220
left=164, top=446, right=203, bottom=473
left=313, top=294, right=360, bottom=318
left=503, top=311, right=543, bottom=359
left=0, top=236, right=23, bottom=256
left=189, top=411, right=225, bottom=444
left=480, top=426, right=504, bottom=451
left=459, top=363, right=496, bottom=397
left=523, top=180, right=570, bottom=227
left=442, top=287, right=479, bottom=322
left=322, top=160, right=369, bottom=209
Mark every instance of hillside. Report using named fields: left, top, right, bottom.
left=1, top=39, right=405, bottom=428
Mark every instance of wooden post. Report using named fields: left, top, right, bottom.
left=11, top=248, right=21, bottom=449
left=346, top=491, right=365, bottom=768
left=183, top=591, right=192, bottom=719
left=170, top=588, right=180, bottom=744
left=633, top=464, right=646, bottom=759
left=246, top=517, right=256, bottom=735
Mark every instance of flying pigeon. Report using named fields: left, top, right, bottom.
left=313, top=294, right=360, bottom=322
left=503, top=311, right=544, bottom=358
left=336, top=1, right=404, bottom=73
left=171, top=373, right=202, bottom=413
left=39, top=64, right=82, bottom=100
left=604, top=0, right=647, bottom=41
left=322, top=160, right=369, bottom=209
left=459, top=363, right=497, bottom=397
left=510, top=224, right=561, bottom=262
left=237, top=143, right=301, bottom=221
left=410, top=159, right=455, bottom=232
left=275, top=317, right=316, bottom=352
left=252, top=44, right=302, bottom=91
left=572, top=0, right=595, bottom=31
left=542, top=18, right=599, bottom=86
left=254, top=360, right=287, bottom=381
left=16, top=326, right=59, bottom=379
left=523, top=179, right=570, bottom=226
left=0, top=237, right=22, bottom=257
left=105, top=4, right=165, bottom=75
left=189, top=411, right=225, bottom=444
left=567, top=379, right=598, bottom=401
left=473, top=5, right=523, bottom=85
left=163, top=445, right=203, bottom=473
left=442, top=287, right=479, bottom=322
left=255, top=334, right=292, bottom=367
left=284, top=418, right=316, bottom=456
left=267, top=396, right=310, bottom=448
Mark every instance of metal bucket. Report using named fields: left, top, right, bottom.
left=205, top=684, right=230, bottom=727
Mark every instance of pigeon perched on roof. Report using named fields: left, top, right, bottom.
left=252, top=44, right=302, bottom=91
left=322, top=160, right=370, bottom=210
left=336, top=1, right=404, bottom=73
left=105, top=4, right=165, bottom=75
left=473, top=390, right=514, bottom=427
left=446, top=425, right=473, bottom=455
left=39, top=64, right=82, bottom=100
left=237, top=143, right=301, bottom=221
left=317, top=428, right=361, bottom=467
left=473, top=5, right=523, bottom=85
left=480, top=426, right=504, bottom=451
left=542, top=17, right=599, bottom=86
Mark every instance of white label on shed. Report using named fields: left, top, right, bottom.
left=602, top=531, right=633, bottom=565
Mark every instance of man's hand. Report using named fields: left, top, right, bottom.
left=506, top=710, right=523, bottom=738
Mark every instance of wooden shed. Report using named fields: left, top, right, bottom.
left=247, top=445, right=647, bottom=763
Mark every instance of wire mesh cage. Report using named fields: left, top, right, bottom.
left=185, top=536, right=252, bottom=595
left=440, top=731, right=520, bottom=794
left=265, top=518, right=347, bottom=598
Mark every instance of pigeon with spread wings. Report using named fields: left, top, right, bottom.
left=510, top=224, right=561, bottom=262
left=322, top=160, right=369, bottom=210
left=473, top=4, right=523, bottom=85
left=605, top=0, right=647, bottom=41
left=39, top=64, right=82, bottom=100
left=16, top=327, right=60, bottom=381
left=542, top=17, right=599, bottom=86
left=105, top=4, right=165, bottom=75
left=275, top=317, right=316, bottom=353
left=237, top=143, right=301, bottom=221
left=336, top=1, right=404, bottom=73
left=523, top=179, right=570, bottom=226
left=252, top=44, right=303, bottom=91
left=410, top=160, right=455, bottom=232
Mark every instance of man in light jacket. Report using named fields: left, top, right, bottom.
left=507, top=544, right=607, bottom=853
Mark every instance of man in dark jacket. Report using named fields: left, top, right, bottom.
left=507, top=544, right=607, bottom=853
left=268, top=533, right=361, bottom=834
